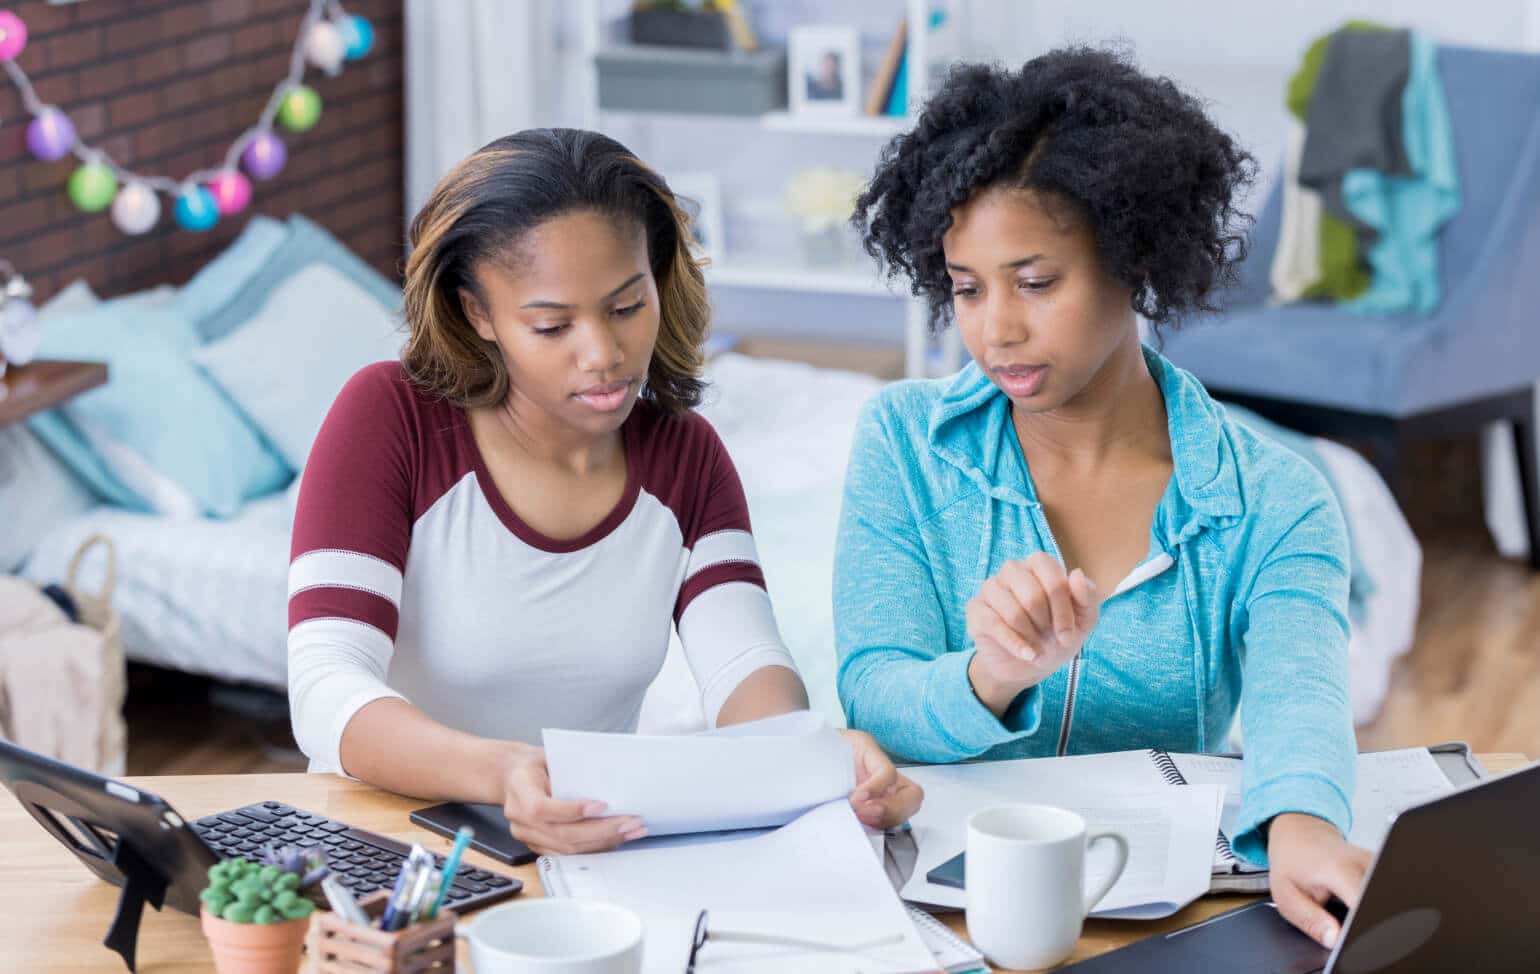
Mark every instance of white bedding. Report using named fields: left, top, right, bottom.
left=22, top=494, right=294, bottom=689
left=21, top=354, right=1422, bottom=728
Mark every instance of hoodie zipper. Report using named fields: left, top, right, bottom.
left=1028, top=515, right=1082, bottom=758
left=1050, top=550, right=1176, bottom=757
left=1055, top=653, right=1082, bottom=756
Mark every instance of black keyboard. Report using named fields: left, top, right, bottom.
left=192, top=800, right=523, bottom=914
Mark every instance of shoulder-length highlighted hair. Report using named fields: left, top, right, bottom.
left=401, top=128, right=709, bottom=414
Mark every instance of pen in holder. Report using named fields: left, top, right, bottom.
left=308, top=890, right=456, bottom=974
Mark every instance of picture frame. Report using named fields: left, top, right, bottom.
left=787, top=25, right=861, bottom=117
left=669, top=171, right=726, bottom=262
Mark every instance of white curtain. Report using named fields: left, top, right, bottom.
left=403, top=0, right=556, bottom=222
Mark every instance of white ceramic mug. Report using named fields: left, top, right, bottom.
left=964, top=803, right=1130, bottom=971
left=457, top=899, right=644, bottom=974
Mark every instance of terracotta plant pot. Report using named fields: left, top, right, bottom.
left=201, top=907, right=311, bottom=974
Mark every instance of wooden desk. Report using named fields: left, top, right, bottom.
left=0, top=359, right=108, bottom=426
left=2, top=755, right=1527, bottom=972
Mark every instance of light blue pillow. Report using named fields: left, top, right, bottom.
left=172, top=215, right=289, bottom=328
left=25, top=286, right=190, bottom=510
left=26, top=295, right=291, bottom=517
left=194, top=263, right=405, bottom=471
left=192, top=214, right=401, bottom=343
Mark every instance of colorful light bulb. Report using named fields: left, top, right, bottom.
left=241, top=131, right=287, bottom=180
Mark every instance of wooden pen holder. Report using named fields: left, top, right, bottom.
left=308, top=890, right=456, bottom=973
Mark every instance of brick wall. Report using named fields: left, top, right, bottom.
left=0, top=0, right=403, bottom=301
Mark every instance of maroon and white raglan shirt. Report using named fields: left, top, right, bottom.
left=287, top=363, right=797, bottom=774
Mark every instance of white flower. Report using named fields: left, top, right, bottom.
left=784, top=167, right=867, bottom=233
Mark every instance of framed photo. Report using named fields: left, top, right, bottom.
left=788, top=25, right=860, bottom=117
left=669, top=171, right=726, bottom=262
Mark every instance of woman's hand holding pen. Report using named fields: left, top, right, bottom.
left=499, top=743, right=647, bottom=856
left=966, top=552, right=1100, bottom=718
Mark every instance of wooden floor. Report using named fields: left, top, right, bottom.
left=124, top=667, right=306, bottom=776
left=1356, top=532, right=1540, bottom=755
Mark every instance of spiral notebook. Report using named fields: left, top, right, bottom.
left=905, top=906, right=987, bottom=973
left=901, top=756, right=1228, bottom=918
left=1151, top=742, right=1487, bottom=893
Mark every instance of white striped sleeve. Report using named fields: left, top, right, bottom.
left=286, top=364, right=418, bottom=774
left=668, top=416, right=799, bottom=725
left=286, top=554, right=408, bottom=775
left=286, top=619, right=406, bottom=775
left=288, top=549, right=405, bottom=604
left=677, top=581, right=800, bottom=726
left=684, top=529, right=760, bottom=577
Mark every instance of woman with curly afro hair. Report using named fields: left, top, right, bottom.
left=835, top=48, right=1366, bottom=948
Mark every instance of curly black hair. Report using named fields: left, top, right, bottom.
left=853, top=46, right=1257, bottom=331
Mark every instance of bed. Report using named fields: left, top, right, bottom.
left=20, top=352, right=1423, bottom=733
left=10, top=214, right=1425, bottom=733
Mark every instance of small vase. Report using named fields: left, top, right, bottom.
left=801, top=223, right=852, bottom=269
left=201, top=907, right=310, bottom=974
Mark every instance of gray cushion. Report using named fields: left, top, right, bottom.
left=1160, top=306, right=1437, bottom=416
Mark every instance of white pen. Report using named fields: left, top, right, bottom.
left=320, top=874, right=372, bottom=927
left=401, top=853, right=438, bottom=925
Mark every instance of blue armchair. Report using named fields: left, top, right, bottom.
left=1161, top=44, right=1540, bottom=568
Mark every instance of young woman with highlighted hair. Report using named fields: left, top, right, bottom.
left=287, top=129, right=920, bottom=854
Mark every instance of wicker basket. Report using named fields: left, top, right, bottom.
left=0, top=533, right=126, bottom=774
left=308, top=891, right=456, bottom=973
left=66, top=534, right=128, bottom=776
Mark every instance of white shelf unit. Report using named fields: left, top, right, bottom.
left=758, top=110, right=910, bottom=137
left=706, top=259, right=899, bottom=297
left=577, top=0, right=962, bottom=378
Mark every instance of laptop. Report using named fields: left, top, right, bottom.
left=0, top=738, right=522, bottom=956
left=1060, top=758, right=1540, bottom=972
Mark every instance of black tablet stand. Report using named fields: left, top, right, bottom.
left=101, top=838, right=170, bottom=972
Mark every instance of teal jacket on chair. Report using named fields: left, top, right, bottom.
left=833, top=346, right=1356, bottom=864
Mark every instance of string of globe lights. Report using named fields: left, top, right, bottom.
left=0, top=1, right=374, bottom=235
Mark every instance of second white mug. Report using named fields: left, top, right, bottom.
left=964, top=803, right=1130, bottom=971
left=456, top=898, right=644, bottom=974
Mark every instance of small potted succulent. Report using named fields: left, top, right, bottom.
left=199, top=846, right=327, bottom=974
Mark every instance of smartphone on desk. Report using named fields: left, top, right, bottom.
left=927, top=851, right=966, bottom=889
left=410, top=801, right=537, bottom=866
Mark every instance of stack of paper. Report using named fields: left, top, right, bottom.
left=542, top=800, right=937, bottom=973
left=543, top=715, right=936, bottom=972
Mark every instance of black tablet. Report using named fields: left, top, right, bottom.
left=0, top=738, right=216, bottom=915
left=409, top=801, right=536, bottom=865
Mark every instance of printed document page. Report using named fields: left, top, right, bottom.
left=544, top=712, right=854, bottom=836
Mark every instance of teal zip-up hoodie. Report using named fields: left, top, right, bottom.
left=834, top=345, right=1355, bottom=864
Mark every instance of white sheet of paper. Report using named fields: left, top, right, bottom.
left=544, top=712, right=855, bottom=836
left=1173, top=746, right=1455, bottom=857
left=899, top=754, right=1225, bottom=920
left=544, top=801, right=936, bottom=974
